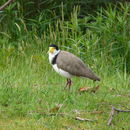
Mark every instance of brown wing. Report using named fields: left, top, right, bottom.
left=56, top=51, right=100, bottom=81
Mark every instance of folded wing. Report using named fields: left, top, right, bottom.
left=56, top=51, right=100, bottom=81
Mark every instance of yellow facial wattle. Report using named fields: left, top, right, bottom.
left=48, top=47, right=55, bottom=53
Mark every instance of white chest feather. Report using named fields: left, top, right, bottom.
left=48, top=51, right=72, bottom=78
left=52, top=64, right=72, bottom=78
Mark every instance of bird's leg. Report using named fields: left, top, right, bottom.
left=64, top=78, right=69, bottom=89
left=68, top=79, right=72, bottom=90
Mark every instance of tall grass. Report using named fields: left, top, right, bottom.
left=0, top=2, right=130, bottom=72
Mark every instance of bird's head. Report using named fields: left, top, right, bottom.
left=48, top=44, right=59, bottom=55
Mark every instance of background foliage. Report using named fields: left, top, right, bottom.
left=0, top=0, right=129, bottom=72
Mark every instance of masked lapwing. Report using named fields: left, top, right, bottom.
left=48, top=44, right=100, bottom=89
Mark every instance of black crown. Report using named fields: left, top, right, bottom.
left=49, top=44, right=59, bottom=50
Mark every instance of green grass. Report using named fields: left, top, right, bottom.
left=0, top=2, right=130, bottom=129
left=0, top=44, right=129, bottom=130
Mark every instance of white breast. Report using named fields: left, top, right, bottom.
left=52, top=64, right=73, bottom=78
left=48, top=51, right=73, bottom=78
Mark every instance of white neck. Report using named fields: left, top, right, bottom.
left=48, top=50, right=60, bottom=64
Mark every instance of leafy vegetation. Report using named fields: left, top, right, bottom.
left=0, top=0, right=130, bottom=129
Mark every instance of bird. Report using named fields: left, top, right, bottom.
left=48, top=44, right=100, bottom=90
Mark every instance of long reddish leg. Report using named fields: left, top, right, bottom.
left=64, top=78, right=72, bottom=90
left=68, top=79, right=72, bottom=90
left=64, top=78, right=69, bottom=89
